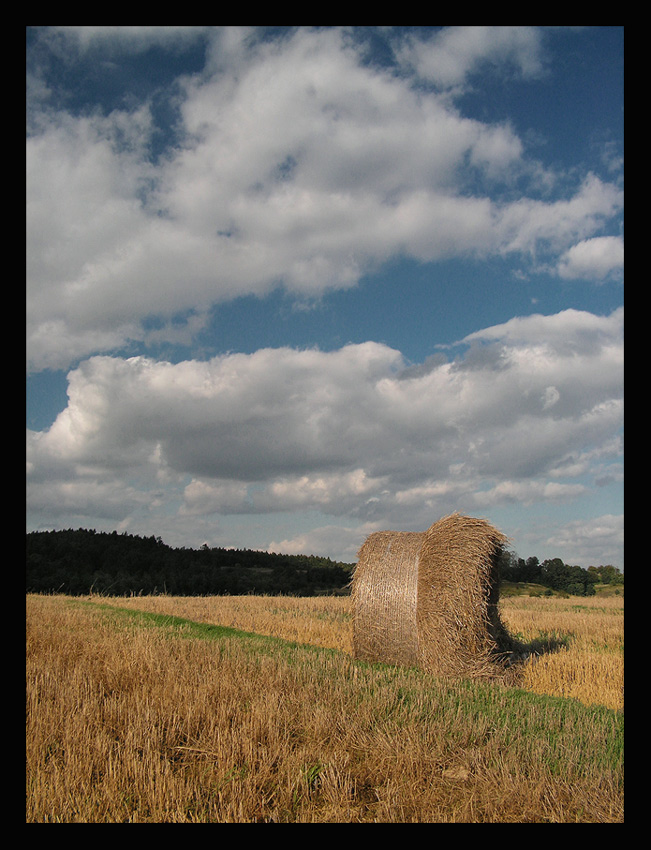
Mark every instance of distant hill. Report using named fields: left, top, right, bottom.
left=26, top=528, right=354, bottom=597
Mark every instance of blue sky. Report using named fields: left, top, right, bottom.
left=26, top=27, right=623, bottom=567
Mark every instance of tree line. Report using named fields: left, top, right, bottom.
left=497, top=551, right=623, bottom=596
left=26, top=528, right=622, bottom=598
left=26, top=528, right=354, bottom=597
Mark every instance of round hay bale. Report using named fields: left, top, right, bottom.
left=352, top=513, right=514, bottom=678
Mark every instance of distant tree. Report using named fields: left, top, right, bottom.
left=523, top=556, right=542, bottom=582
left=588, top=564, right=624, bottom=585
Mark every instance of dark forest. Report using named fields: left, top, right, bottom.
left=26, top=528, right=354, bottom=597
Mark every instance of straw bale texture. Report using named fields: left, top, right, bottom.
left=352, top=513, right=514, bottom=678
left=352, top=531, right=423, bottom=668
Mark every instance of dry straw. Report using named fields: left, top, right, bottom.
left=352, top=513, right=516, bottom=678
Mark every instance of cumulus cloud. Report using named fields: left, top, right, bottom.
left=557, top=235, right=624, bottom=280
left=26, top=26, right=623, bottom=372
left=27, top=307, right=623, bottom=555
left=396, top=25, right=546, bottom=89
left=460, top=304, right=623, bottom=353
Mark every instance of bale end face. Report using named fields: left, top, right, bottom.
left=352, top=531, right=423, bottom=667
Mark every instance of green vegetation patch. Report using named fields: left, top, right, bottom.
left=71, top=598, right=341, bottom=662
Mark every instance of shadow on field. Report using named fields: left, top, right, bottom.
left=499, top=632, right=572, bottom=686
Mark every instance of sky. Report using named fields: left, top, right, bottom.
left=26, top=26, right=624, bottom=568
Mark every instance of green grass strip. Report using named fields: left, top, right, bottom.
left=71, top=598, right=340, bottom=658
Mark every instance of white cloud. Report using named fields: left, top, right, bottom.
left=26, top=27, right=623, bottom=372
left=267, top=523, right=375, bottom=563
left=396, top=26, right=546, bottom=89
left=460, top=305, right=623, bottom=353
left=494, top=174, right=622, bottom=258
left=180, top=478, right=252, bottom=516
left=27, top=307, right=623, bottom=561
left=557, top=235, right=624, bottom=280
left=471, top=480, right=586, bottom=507
left=541, top=514, right=624, bottom=567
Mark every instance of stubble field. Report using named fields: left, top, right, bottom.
left=26, top=591, right=623, bottom=823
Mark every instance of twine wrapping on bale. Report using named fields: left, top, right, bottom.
left=352, top=513, right=515, bottom=678
left=352, top=531, right=423, bottom=668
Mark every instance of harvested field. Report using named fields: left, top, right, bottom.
left=26, top=594, right=624, bottom=822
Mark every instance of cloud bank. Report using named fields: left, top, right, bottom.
left=27, top=307, right=623, bottom=563
left=27, top=26, right=622, bottom=372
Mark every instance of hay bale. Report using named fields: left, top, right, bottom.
left=352, top=513, right=514, bottom=678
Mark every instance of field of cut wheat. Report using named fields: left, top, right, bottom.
left=97, top=591, right=623, bottom=711
left=26, top=592, right=623, bottom=822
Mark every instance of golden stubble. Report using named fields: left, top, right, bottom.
left=499, top=594, right=623, bottom=712
left=103, top=591, right=623, bottom=711
left=26, top=593, right=623, bottom=823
